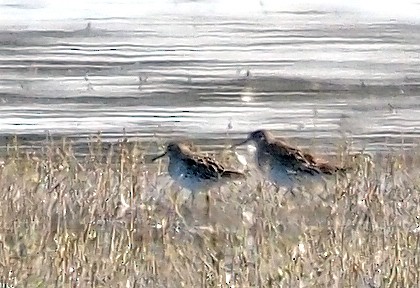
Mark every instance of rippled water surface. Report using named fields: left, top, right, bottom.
left=1, top=1, right=419, bottom=154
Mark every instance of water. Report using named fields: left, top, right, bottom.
left=0, top=0, right=419, bottom=154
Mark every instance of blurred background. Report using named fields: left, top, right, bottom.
left=0, top=0, right=419, bottom=154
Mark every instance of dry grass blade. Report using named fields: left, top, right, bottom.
left=0, top=136, right=418, bottom=287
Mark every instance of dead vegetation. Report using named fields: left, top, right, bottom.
left=0, top=135, right=419, bottom=287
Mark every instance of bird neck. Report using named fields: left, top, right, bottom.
left=256, top=140, right=270, bottom=150
left=169, top=149, right=192, bottom=161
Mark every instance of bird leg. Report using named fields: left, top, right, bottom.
left=320, top=177, right=330, bottom=200
left=274, top=185, right=280, bottom=195
left=169, top=188, right=185, bottom=220
left=278, top=185, right=296, bottom=197
left=206, top=190, right=211, bottom=219
left=189, top=191, right=197, bottom=211
left=258, top=180, right=266, bottom=202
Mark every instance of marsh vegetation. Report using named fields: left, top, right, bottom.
left=0, top=135, right=419, bottom=287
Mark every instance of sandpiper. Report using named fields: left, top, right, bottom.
left=233, top=129, right=346, bottom=194
left=152, top=142, right=245, bottom=204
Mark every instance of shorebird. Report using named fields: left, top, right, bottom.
left=152, top=142, right=246, bottom=206
left=233, top=129, right=347, bottom=194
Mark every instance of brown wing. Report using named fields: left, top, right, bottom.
left=275, top=139, right=314, bottom=164
left=181, top=155, right=225, bottom=181
left=182, top=158, right=219, bottom=180
left=275, top=140, right=343, bottom=175
left=269, top=142, right=321, bottom=175
left=195, top=155, right=245, bottom=180
left=303, top=152, right=349, bottom=175
left=200, top=156, right=226, bottom=173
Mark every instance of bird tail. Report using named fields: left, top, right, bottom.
left=303, top=153, right=352, bottom=175
left=317, top=163, right=351, bottom=175
left=221, top=170, right=246, bottom=180
left=299, top=165, right=322, bottom=176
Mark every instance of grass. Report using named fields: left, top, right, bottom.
left=0, top=135, right=419, bottom=287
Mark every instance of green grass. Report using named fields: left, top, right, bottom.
left=0, top=136, right=419, bottom=287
